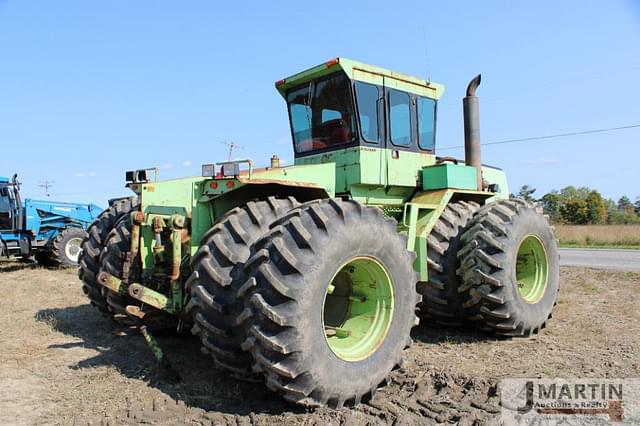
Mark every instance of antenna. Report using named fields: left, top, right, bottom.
left=221, top=141, right=245, bottom=161
left=424, top=26, right=431, bottom=84
left=38, top=180, right=54, bottom=197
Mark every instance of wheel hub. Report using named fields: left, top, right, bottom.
left=322, top=256, right=394, bottom=362
left=64, top=237, right=83, bottom=263
left=515, top=235, right=549, bottom=304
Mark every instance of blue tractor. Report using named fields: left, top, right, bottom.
left=0, top=174, right=102, bottom=266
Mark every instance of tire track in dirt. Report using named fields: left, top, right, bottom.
left=73, top=367, right=501, bottom=425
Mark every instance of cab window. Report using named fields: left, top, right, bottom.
left=287, top=72, right=356, bottom=154
left=354, top=82, right=380, bottom=143
left=389, top=89, right=412, bottom=147
left=417, top=96, right=436, bottom=151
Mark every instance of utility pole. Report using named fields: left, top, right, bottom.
left=221, top=141, right=244, bottom=161
left=38, top=180, right=54, bottom=197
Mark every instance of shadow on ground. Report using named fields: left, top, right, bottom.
left=412, top=323, right=504, bottom=346
left=0, top=259, right=40, bottom=273
left=35, top=305, right=307, bottom=417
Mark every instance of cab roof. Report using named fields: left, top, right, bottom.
left=0, top=177, right=8, bottom=183
left=275, top=57, right=445, bottom=100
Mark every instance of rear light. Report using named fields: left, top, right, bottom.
left=225, top=181, right=235, bottom=189
left=209, top=181, right=218, bottom=189
left=325, top=58, right=339, bottom=68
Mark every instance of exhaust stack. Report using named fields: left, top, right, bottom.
left=463, top=75, right=483, bottom=191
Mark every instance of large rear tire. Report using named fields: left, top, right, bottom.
left=418, top=201, right=479, bottom=326
left=79, top=198, right=138, bottom=314
left=457, top=199, right=559, bottom=336
left=239, top=199, right=419, bottom=408
left=187, top=197, right=299, bottom=377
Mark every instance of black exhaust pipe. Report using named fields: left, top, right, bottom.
left=463, top=75, right=483, bottom=191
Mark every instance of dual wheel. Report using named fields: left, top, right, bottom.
left=188, top=198, right=419, bottom=407
left=419, top=199, right=559, bottom=336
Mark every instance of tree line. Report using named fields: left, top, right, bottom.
left=514, top=185, right=640, bottom=225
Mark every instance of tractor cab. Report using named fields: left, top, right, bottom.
left=0, top=176, right=20, bottom=231
left=275, top=58, right=448, bottom=195
left=276, top=58, right=444, bottom=160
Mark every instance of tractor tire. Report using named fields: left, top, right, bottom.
left=187, top=197, right=299, bottom=377
left=79, top=198, right=138, bottom=314
left=50, top=227, right=87, bottom=267
left=99, top=216, right=139, bottom=324
left=239, top=199, right=420, bottom=408
left=457, top=199, right=559, bottom=336
left=418, top=200, right=479, bottom=326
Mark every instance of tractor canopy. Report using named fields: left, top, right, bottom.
left=276, top=58, right=445, bottom=158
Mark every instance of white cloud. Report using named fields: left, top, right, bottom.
left=159, top=163, right=174, bottom=169
left=521, top=158, right=563, bottom=165
left=274, top=137, right=290, bottom=145
left=182, top=160, right=192, bottom=167
left=73, top=172, right=98, bottom=177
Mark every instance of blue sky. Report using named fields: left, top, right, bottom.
left=0, top=1, right=639, bottom=206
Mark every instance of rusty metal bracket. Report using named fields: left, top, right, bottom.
left=128, top=283, right=176, bottom=313
left=97, top=271, right=126, bottom=294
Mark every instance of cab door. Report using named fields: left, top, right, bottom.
left=383, top=77, right=420, bottom=187
left=351, top=69, right=386, bottom=186
left=0, top=185, right=13, bottom=230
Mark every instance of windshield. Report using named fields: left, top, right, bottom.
left=287, top=72, right=356, bottom=154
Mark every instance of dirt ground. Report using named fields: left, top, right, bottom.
left=0, top=261, right=638, bottom=425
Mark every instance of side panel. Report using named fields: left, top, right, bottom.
left=385, top=149, right=437, bottom=187
left=295, top=146, right=437, bottom=193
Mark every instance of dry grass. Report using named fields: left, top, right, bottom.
left=555, top=224, right=640, bottom=247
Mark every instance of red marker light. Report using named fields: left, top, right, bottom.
left=225, top=180, right=235, bottom=189
left=209, top=181, right=218, bottom=189
left=325, top=58, right=339, bottom=68
left=275, top=79, right=285, bottom=87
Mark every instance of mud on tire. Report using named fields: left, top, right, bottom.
left=79, top=198, right=138, bottom=314
left=186, top=197, right=299, bottom=377
left=457, top=199, right=559, bottom=336
left=418, top=201, right=479, bottom=326
left=238, top=199, right=420, bottom=408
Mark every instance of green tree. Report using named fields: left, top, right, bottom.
left=517, top=185, right=537, bottom=202
left=560, top=198, right=589, bottom=224
left=540, top=191, right=561, bottom=222
left=604, top=198, right=618, bottom=224
left=585, top=190, right=607, bottom=224
left=618, top=196, right=633, bottom=211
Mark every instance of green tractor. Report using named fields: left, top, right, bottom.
left=79, top=58, right=559, bottom=408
